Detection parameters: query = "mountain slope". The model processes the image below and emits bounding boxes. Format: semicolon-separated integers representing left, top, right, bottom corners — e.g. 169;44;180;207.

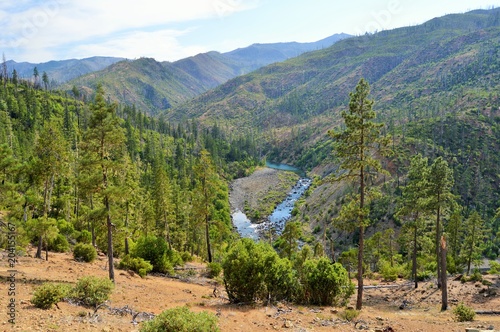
62;34;350;114
5;56;124;84
165;8;500;160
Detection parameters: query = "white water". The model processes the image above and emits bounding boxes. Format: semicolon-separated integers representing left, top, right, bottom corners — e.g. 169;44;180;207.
231;163;311;240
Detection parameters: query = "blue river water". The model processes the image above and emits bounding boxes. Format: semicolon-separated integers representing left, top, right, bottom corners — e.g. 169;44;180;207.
232;162;311;240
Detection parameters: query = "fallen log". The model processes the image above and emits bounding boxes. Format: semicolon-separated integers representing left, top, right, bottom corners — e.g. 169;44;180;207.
475;310;500;315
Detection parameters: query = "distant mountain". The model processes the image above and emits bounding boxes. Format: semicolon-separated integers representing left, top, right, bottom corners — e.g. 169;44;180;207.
5;56;124;84
166;8;500;165
62;33;351;114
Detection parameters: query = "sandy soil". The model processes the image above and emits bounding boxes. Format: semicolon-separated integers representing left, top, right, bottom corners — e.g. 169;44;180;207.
1;250;500;332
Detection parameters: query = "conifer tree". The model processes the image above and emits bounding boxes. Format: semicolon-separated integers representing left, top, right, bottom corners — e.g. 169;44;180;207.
193;150;218;263
463;211;484;275
80;84;126;282
328;78;389;310
426;157;454;288
33;120;69;259
396;154;429;288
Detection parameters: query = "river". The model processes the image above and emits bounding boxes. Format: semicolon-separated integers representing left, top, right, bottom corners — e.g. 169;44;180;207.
232;162;311;240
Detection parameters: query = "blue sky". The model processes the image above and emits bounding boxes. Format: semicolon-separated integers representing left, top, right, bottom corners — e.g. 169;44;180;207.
0;0;498;63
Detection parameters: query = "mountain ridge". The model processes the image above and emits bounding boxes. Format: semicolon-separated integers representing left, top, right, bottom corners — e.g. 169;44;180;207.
59;33;351;114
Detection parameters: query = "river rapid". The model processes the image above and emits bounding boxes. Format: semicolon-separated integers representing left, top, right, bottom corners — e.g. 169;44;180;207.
232;162;311;240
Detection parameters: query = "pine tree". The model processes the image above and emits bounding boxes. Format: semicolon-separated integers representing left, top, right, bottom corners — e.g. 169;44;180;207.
395;154;429;288
33;120;69;259
463;211;484;275
328;78;389;310
80;84;126;282
426;157;455;288
193;150;218;263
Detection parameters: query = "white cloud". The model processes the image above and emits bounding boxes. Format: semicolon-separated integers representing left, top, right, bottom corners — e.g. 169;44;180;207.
0;0;259;62
72;29;208;61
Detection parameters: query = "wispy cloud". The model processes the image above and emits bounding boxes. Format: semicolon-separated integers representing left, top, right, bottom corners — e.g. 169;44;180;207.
0;0;259;62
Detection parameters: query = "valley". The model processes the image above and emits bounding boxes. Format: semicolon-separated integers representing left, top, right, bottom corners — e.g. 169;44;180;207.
1;6;500;332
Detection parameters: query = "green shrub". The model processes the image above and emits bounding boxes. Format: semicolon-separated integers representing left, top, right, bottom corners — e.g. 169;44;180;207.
76;230;92;244
302;258;354;306
140;306;219;332
181;251;193;262
379;260;403;282
222;239;300;303
453;302;475;322
206;262;222;279
48;234;70;252
133;236;177;273
338;309;360;322
488;260;500;275
70;276;114;307
117;255;153;278
31;283;71;309
73;243;97;262
468;270;483;282
417;270;434;281
222;239;268;303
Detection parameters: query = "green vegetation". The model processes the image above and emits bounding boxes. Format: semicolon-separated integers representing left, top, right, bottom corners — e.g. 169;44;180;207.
70;276;114;307
222;239;353;306
140;306;219;332
31;283;71;309
453;302;476;322
328;78;389;310
73;243;97;263
0;75;261;282
117;255;153;278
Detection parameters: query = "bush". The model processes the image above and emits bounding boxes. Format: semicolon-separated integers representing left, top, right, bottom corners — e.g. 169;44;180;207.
468;270;483;282
133;236;177;273
48;234;70;253
70;276;114;307
488;260;500;275
73;243;97;262
76;230;92;244
207;262;222;279
181;251;193;262
117;255;153;278
222;239;268;303
453;302;475;322
301;258;354;306
140;306;219;332
338;309;360;322
379;260;403;282
31;283;71;309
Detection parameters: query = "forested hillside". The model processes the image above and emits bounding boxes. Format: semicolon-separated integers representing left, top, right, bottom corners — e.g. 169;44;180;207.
162;8;500;248
0;76;262;277
60;34;350;114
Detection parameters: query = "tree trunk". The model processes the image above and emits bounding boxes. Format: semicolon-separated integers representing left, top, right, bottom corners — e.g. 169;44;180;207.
106;197;115;282
466;222;476;275
436;201;441;289
45;237;48;261
124;202;129;255
413;221;418;289
440;236;448;311
205;214;212;263
356;165;365;311
36;235;43;259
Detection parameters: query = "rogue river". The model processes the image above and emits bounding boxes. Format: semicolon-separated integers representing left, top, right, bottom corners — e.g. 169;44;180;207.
231;161;311;240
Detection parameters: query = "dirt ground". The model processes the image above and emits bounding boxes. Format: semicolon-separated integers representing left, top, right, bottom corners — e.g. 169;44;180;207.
1;250;500;332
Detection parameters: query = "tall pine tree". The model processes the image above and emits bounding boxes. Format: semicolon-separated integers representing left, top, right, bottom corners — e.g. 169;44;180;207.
328;78;389;310
80;84;126;282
